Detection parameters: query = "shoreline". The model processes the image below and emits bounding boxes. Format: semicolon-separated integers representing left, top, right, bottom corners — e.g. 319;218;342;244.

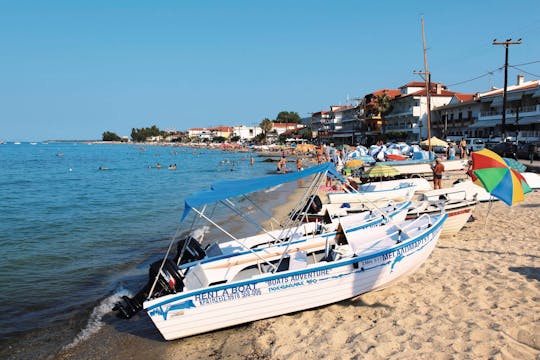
22;173;540;359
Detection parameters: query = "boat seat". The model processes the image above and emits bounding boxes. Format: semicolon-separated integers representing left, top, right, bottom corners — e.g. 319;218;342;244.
205;242;223;258
288;251;308;270
183;264;209;291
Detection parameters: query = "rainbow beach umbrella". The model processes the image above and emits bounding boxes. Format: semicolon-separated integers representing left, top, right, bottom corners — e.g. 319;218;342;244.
470;148;531;206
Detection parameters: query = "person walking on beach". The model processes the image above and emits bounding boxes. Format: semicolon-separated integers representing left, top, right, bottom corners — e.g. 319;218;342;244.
432;158;445;189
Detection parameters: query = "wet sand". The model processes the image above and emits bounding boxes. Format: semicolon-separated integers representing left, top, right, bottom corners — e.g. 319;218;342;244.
58;177;539;359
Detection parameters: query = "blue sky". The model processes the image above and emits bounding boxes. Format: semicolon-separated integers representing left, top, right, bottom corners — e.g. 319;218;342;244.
1;1;539;141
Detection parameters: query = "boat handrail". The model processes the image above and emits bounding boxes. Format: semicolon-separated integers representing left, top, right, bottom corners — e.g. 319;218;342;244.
401;213;432;231
424;189;467;202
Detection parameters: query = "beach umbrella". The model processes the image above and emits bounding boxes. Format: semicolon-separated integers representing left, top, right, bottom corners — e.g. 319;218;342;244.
502;157;527;173
470;148;531;206
420;136;448;148
364;164;400;179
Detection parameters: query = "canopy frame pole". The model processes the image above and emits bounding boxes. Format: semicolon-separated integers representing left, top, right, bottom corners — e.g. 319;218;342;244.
220;199;282;243
148;225;185;299
190;207;278;270
175;210;203;266
280;171;326;231
273;171;329;271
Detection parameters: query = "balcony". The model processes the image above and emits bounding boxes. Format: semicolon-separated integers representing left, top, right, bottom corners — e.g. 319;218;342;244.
479;104;540;120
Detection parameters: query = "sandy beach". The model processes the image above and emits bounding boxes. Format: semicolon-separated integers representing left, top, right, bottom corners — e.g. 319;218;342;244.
57;175;540;360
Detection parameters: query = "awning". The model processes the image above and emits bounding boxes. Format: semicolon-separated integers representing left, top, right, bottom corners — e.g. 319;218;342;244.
489;97;503;106
332;132;355;138
532;89;540;98
506;92;522;101
517;116;540;125
469;120;500;128
181;163;345;221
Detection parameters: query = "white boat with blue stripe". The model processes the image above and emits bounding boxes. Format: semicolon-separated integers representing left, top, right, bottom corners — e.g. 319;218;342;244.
113;163;447;341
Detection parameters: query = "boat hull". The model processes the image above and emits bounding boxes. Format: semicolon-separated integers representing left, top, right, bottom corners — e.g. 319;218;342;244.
406;203;475;236
144;215;445;340
327;185;416;204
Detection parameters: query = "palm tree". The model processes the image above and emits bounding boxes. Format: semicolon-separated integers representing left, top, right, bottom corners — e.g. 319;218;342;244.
375;92;392;134
259;118;273;144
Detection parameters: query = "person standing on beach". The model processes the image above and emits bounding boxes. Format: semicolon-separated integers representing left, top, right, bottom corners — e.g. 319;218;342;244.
460;138;467;159
448;143;456;160
528;143;536;164
432;158;445;189
316;146;323;164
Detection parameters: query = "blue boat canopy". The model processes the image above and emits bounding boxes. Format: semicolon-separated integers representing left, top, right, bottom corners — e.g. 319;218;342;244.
181;163;344;221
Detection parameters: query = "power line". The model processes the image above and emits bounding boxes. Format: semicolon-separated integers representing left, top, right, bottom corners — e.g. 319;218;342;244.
512;60;540;66
446;67;502;87
509;65;540;78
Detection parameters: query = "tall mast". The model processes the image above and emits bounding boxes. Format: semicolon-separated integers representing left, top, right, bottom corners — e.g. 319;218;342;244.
421;17;432;151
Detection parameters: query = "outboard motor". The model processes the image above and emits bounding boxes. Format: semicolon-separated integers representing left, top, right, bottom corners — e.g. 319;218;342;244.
113;236;206;319
173;236;206;265
113;258;184;319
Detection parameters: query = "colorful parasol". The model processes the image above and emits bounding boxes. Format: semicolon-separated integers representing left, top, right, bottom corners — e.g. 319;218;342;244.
364;164;400;178
470;148;531;205
502;157;527;173
345;159;364;168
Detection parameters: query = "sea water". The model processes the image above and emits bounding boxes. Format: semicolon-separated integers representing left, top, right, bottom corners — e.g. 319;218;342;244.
0;142;288;356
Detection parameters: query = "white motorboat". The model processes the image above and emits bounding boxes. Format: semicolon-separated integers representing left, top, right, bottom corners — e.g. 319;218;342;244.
425;179;494;202
113;163;447;341
327;183;417;204
357;178;432;192
522;172;540;189
406;198;477;237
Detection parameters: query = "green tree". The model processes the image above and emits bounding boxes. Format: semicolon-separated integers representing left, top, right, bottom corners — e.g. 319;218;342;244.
102;131;121;141
130;125;162;142
230;135;241;142
259;118;273;144
276;111;301;123
375;92;392;133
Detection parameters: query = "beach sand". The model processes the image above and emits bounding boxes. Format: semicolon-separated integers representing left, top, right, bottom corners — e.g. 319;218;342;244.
58;176;540;360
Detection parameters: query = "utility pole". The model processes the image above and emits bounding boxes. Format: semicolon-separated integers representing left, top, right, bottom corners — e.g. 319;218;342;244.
492;38;521;141
413;17;432;151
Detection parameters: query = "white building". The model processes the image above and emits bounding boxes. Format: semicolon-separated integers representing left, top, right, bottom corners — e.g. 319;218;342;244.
232;125;262;140
384;81;470;141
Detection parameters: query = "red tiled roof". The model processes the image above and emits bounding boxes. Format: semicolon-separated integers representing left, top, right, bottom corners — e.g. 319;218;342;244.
272;122;301;128
370;89;401;99
454;93;476;102
480;80;540;97
329;105;353;112
399;81;426;88
211;126;233;132
403;88;458;98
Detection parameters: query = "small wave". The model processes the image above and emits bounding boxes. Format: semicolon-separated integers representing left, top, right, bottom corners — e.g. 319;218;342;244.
264;184;283;193
63;288;132;350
